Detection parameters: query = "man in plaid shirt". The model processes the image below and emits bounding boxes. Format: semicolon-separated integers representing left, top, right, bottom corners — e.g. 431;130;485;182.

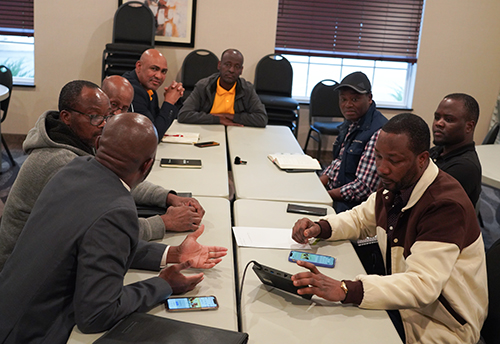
320;72;388;213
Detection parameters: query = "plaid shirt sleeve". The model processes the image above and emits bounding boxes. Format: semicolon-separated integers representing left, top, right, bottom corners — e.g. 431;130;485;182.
339;129;381;202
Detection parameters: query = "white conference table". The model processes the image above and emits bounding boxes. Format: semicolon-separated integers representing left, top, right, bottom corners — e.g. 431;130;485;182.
233;199;402;344
475;144;500;189
146;121;229;198
0;84;8;101
227;125;333;205
68;197;237;343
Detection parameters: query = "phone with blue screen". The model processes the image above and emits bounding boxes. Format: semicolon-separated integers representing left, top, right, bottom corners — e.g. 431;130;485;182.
165;295;219;311
288;251;336;268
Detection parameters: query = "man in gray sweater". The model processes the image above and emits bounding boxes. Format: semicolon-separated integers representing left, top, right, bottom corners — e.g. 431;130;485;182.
0;80;206;271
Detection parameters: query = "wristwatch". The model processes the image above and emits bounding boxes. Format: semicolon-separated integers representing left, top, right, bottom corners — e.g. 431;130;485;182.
340;280;348;301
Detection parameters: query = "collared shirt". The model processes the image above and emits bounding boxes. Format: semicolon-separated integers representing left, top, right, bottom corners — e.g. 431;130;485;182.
323;128;381;202
210;78;236;114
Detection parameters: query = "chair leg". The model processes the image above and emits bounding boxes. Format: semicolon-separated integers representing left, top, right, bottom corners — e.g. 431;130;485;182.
304;128;313;152
316;133;322;160
2;135;16;166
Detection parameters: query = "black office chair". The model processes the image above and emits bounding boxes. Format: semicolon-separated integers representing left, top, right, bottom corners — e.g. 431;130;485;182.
181;49;219;101
482;122;499;145
481;237;500;343
101;1;155;80
254;54;299;135
304;79;343;159
0;65;15;167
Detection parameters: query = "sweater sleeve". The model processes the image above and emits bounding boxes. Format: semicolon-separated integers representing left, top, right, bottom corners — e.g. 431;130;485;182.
232;80;268;128
178;82;221;124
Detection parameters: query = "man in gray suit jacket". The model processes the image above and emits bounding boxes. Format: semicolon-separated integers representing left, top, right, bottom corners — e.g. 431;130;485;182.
0;113;223;343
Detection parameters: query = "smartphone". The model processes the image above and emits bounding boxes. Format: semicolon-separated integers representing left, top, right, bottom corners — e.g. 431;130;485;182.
286;203;327;216
165;295;219;311
160;158;202;168
194;141;220;148
288;251;336;268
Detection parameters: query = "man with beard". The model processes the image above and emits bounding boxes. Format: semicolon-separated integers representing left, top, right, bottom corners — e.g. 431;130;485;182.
291;113;487;344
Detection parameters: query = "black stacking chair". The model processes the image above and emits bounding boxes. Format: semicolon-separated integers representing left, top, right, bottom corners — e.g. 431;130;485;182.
102;1;155;80
482;123;499;145
304;79;343;159
254;54;299;135
181;49;219;101
0;65;15;166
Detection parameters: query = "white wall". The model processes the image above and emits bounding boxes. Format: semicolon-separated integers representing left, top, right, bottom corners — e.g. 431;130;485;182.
5;0;500;149
5;0;278;134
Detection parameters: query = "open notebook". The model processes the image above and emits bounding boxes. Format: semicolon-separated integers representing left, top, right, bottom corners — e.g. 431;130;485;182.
268;153;322;172
93;312;248;344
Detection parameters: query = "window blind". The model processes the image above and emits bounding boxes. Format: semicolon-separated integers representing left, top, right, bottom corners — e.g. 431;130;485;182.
0;0;34;37
275;0;424;63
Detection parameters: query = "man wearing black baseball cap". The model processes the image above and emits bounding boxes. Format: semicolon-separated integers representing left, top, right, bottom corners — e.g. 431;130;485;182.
320;71;388;213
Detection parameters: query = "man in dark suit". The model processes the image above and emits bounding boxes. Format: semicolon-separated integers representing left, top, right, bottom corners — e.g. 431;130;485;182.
0;113;224;343
123;48;184;138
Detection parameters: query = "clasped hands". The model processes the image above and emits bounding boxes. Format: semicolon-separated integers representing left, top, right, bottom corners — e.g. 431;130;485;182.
164;81;184;105
161;193;205;232
212;113;243;127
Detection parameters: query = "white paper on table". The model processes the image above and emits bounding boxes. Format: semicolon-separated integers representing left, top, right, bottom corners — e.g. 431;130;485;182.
232;226;311;250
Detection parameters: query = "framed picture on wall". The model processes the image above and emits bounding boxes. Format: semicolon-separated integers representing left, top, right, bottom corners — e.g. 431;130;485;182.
118;0;196;47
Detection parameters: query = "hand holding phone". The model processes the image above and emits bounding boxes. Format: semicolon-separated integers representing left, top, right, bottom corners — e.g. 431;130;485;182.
165;295;219;311
289;251;336;268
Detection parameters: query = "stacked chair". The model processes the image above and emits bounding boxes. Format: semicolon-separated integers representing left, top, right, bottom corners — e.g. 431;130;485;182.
254;54;299;136
101;1;155;80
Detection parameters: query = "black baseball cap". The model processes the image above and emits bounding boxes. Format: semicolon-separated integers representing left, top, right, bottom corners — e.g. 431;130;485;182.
334;71;371;94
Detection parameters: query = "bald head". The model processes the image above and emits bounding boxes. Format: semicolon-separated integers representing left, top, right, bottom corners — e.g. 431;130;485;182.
135;48;168;91
95;113;158;188
101;75;134;115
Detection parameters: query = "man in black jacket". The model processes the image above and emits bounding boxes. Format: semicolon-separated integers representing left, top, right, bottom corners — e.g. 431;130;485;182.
429;93;481;207
123;49;184;138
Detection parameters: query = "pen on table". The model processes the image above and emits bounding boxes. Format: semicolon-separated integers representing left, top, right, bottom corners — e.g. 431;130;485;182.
166;134;183;137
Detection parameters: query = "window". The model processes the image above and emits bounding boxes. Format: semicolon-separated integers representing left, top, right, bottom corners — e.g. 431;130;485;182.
0;0;35;86
275;0;424;108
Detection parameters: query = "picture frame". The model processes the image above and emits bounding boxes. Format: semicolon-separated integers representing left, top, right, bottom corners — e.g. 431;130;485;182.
118;0;196;47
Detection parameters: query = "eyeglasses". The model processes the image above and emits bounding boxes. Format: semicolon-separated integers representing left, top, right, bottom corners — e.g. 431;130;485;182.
110;102;130;114
66;108;114;126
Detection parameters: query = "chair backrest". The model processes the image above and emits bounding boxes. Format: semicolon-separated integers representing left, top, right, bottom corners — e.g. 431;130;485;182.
482;122;499;145
0;65;13;123
181;49;219;91
481;237;500;343
309;79;342;121
254;54;293;97
113;1;155;46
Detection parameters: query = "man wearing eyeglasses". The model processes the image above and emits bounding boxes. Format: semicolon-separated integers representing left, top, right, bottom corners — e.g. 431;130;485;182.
100;75;206;239
101;75;135;115
0;80;215;272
